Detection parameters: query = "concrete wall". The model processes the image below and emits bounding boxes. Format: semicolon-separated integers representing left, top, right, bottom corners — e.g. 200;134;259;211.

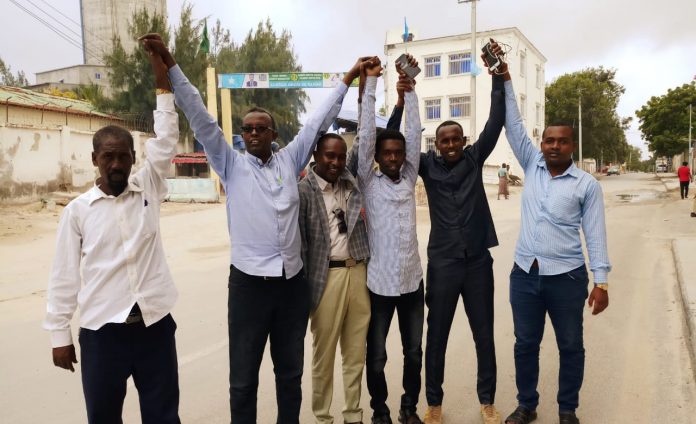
0;123;155;202
35;65;111;96
384;27;546;177
0;104;118;132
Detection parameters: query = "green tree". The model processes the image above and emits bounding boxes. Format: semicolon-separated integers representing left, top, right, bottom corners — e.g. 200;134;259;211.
0;57;28;87
545;67;632;163
213;19;308;145
104;8;170;113
635;83;696;157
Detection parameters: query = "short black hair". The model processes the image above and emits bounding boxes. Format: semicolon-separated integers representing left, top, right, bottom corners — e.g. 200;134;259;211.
435;120;466;141
683;161;689;166
543;121;576;141
316;133;346;152
245;106;276;130
376;129;406;155
93;125;134;152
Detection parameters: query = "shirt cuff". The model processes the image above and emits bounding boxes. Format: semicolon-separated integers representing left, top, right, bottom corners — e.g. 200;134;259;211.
157;93;175;111
50;329;73;348
592;269;608;284
365;76;378;92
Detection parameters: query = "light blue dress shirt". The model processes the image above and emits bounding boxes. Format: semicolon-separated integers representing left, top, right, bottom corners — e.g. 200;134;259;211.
503;80;611;284
169;65;348;278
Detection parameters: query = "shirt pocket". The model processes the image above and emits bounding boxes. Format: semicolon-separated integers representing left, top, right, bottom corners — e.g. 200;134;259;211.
546;193;580;226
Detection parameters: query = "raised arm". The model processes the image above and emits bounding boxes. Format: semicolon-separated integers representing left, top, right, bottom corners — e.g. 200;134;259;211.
357;59;382;183
469;43;508;164
401;74;421;183
140;33;235;180
284;57;369;174
138;39;179;200
43;207;82;371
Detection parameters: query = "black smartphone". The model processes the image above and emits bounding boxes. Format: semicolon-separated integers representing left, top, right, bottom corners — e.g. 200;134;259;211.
481;41;503;72
395;54;421;79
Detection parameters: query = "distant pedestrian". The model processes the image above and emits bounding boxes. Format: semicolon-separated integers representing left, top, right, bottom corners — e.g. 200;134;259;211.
677;161;692;199
498;163;510;200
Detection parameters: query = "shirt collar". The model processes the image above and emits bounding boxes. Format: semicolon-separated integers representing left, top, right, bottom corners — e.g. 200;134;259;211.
313;170;332;192
246;151;276;168
87;177;143;205
375;168;402;184
536;156;580;178
310;167;356;192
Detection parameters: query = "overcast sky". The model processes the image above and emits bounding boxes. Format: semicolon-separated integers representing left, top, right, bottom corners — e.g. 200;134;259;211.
2;0;695;158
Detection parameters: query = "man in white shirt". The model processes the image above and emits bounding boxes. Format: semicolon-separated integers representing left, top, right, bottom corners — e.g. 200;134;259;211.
43;40;181;424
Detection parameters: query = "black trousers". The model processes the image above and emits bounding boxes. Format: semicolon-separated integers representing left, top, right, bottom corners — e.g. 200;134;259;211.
425;252;497;406
680;181;690;199
228;265;311;424
79;313;180;424
366;281;424;417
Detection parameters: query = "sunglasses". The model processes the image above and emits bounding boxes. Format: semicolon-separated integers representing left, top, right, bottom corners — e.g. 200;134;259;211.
240;125;273;134
333;208;347;234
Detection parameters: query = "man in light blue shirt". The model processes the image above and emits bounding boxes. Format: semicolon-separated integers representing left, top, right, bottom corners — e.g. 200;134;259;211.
140;34;369;424
501;62;611;424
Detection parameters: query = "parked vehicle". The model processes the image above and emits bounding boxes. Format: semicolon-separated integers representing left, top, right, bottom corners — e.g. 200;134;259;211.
656;164;668;173
606;165;620;176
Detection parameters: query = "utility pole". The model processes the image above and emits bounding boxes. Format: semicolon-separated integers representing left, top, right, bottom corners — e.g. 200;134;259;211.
458;0;477;141
690;104;693;175
578;92;583;170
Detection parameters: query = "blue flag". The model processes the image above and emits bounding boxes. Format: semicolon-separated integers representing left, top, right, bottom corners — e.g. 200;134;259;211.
403;17;409;42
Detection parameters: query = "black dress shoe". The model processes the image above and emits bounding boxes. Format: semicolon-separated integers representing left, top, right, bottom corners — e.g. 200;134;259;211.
559;411;580;424
398;409;423;424
505;406;537;424
371;414;393;424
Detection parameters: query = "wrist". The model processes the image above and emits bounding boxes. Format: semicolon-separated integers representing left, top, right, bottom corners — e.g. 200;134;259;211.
594;283;608;291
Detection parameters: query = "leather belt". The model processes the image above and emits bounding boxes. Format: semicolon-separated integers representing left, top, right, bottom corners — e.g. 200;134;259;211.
329;258;363;268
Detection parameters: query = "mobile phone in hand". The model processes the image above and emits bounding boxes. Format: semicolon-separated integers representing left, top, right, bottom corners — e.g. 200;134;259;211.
481;42;503;72
395;54;421;79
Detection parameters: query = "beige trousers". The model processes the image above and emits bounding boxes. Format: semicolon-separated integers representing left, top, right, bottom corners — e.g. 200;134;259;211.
310;262;371;424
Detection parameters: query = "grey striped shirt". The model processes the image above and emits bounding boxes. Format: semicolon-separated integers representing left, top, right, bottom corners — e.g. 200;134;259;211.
357;77;423;296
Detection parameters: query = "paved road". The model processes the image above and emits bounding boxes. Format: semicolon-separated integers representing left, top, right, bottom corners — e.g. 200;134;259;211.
1;172;695;423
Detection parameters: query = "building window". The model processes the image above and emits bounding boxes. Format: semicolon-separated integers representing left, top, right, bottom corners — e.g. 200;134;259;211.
449;96;471;118
425;56;441;78
425;136;437;153
535;65;543;88
95;72;101;80
520;94;527;119
535;103;542;126
449;53;471;75
520;51;526;77
425;98;441;120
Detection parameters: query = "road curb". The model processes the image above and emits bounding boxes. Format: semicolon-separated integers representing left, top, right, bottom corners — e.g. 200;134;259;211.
671;239;696;383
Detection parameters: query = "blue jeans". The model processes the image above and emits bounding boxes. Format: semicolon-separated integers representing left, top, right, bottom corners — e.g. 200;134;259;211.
366;281;424;417
509;263;589;413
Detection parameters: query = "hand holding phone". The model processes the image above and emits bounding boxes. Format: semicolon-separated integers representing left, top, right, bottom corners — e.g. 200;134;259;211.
395;53;421;79
481;39;504;73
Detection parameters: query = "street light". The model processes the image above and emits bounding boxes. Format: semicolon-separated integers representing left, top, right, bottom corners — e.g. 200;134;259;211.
458;0;478;140
689;104;693;176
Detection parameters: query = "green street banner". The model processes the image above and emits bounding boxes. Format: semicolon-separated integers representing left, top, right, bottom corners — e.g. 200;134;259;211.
218;72;358;89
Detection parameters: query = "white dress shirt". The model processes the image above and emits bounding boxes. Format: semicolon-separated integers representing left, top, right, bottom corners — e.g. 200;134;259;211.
313;170;350;260
43;94;179;347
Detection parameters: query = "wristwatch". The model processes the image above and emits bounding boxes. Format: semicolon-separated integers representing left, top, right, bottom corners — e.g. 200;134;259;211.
595;283;608;291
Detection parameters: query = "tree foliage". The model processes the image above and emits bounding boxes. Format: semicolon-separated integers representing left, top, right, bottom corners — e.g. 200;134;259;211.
0;57;28;87
635;83;696;157
545;67;632;164
212;19;307;145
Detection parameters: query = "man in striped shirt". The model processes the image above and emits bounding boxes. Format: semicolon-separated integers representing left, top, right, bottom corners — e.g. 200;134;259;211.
358;57;425;424
502;62;611;424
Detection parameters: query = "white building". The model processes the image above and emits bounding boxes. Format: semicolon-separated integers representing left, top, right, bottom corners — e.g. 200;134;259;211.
384;27;546;180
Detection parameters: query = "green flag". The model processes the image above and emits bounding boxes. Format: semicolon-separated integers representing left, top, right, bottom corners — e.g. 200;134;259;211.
199;20;210;55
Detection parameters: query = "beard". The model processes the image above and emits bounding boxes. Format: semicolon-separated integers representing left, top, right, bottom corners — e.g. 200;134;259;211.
107;171;129;194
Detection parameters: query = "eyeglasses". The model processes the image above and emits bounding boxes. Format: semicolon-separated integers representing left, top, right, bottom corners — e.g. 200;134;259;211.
240;125;273;134
333;208;347;234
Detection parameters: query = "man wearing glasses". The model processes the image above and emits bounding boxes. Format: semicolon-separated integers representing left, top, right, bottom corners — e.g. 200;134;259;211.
138;34;370;424
298;131;371;424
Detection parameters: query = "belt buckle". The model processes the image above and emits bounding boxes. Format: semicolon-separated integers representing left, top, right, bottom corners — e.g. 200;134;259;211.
345;258;357;267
